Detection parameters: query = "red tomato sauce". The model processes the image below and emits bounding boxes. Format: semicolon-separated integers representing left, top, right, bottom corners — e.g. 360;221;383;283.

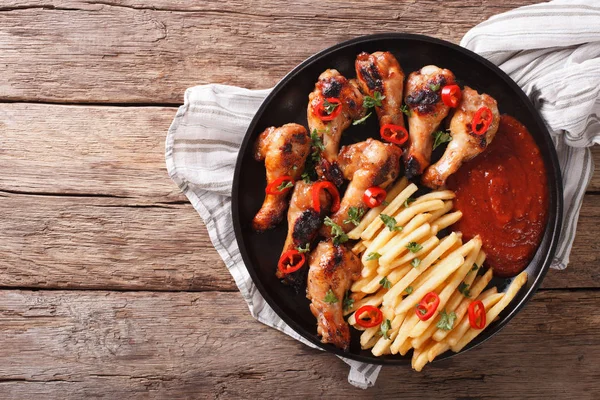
447;115;548;277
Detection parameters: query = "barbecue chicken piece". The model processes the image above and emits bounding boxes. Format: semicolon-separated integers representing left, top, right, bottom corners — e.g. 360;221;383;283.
307;69;366;186
403;65;456;178
355;51;406;128
323;139;402;235
307;240;361;350
276;180;332;289
422;86;500;189
252;123;310;231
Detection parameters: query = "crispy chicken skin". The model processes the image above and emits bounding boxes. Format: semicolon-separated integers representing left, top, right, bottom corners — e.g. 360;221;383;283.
403;65;456;179
323;139;402;235
277;180;332;289
307;69;366;186
355;51;406;128
252;123;310;231
307;240;361;350
422;86;500;189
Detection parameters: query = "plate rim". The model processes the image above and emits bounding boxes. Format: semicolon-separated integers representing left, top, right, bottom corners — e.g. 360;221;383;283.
231;32;563;365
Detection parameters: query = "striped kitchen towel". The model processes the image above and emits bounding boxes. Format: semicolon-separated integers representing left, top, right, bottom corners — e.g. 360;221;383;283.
166;0;598;388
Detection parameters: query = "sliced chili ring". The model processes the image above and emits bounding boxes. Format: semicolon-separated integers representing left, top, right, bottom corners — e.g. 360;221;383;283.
468;300;486;329
265;175;294;195
312;180;340;213
363;187;387;208
355;305;383;328
441;85;462;108
380;124;409;146
415;291;440;321
314;97;342;121
471;106;493;136
278;249;306;275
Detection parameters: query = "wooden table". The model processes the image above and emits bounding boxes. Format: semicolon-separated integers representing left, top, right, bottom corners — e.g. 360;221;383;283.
1;1;598;398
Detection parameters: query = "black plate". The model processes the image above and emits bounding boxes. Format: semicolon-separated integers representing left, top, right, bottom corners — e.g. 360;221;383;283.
231;33;563;365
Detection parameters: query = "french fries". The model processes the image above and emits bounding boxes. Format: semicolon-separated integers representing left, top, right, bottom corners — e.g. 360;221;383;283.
345;181;529;371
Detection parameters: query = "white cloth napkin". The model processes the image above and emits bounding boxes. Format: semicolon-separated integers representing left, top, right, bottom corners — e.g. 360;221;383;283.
166;0;599;388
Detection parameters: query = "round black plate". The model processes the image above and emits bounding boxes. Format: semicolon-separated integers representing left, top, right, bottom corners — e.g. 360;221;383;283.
231;33;563;365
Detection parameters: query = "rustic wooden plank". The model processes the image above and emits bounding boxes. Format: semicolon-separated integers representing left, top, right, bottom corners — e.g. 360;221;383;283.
0;0;545;104
0;190;598;291
0;289;597;399
0;104;181;202
2;104;598;199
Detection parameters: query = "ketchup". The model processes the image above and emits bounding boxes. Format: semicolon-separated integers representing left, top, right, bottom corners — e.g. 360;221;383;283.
447;115;548;277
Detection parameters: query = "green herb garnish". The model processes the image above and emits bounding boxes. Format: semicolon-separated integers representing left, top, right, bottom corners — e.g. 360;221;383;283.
436;309;457;331
324;217;348;245
411;258;421;268
458;282;471;298
380;214;402;232
429;83;441;92
363;91;385;108
403;197;416;208
432;130;452;150
344;206;365;226
405;286;414;295
277;180;294;191
324;289;338;304
323;99;339;114
343;291;354;312
400;104;411;117
379;276;392;289
366;252;382;261
352;112;372;125
406;242;423;253
380;319;392;340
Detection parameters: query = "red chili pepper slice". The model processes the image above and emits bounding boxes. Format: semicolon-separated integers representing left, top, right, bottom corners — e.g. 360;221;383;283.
441;85;462;108
277;249;306;275
312;181;340;213
265;175;294;195
468;300;486;329
363;187;387;208
471;106;493;136
415;292;440;321
355;305;383;328
380;124;409;146
314;97;342;121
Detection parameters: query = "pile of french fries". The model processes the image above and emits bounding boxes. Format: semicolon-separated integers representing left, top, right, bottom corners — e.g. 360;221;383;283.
346;177;528;371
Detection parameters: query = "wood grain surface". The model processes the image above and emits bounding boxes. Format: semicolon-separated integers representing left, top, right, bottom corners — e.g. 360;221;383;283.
0;0;598;398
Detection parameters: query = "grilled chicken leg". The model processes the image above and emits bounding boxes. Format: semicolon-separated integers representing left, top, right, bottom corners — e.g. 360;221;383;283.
307;69;366;186
403;65;456;178
355;51;406;128
422;86;500;189
252;123;310;231
277;180;332;289
323;139;402;235
307;240;361;350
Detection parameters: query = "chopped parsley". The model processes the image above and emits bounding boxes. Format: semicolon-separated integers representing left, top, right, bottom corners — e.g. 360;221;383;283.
477;266;487;276
406;242;423;253
405;286;414;295
352;112;372;125
400;104;411;117
403;197;416;208
436;309;457;331
324;289;338;304
363;91;385;108
381;200;389;206
343;291;354;312
296;243;310;254
324;217;348;245
411;258;421;268
458;282;471;298
277;180;294;191
432;130;452;150
366;252;382;261
429;82;441;92
344;206;365;226
380;214;402;232
379;276;392;289
380;319;392;340
301;171;312;183
323;99;339;114
311;129;325;153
